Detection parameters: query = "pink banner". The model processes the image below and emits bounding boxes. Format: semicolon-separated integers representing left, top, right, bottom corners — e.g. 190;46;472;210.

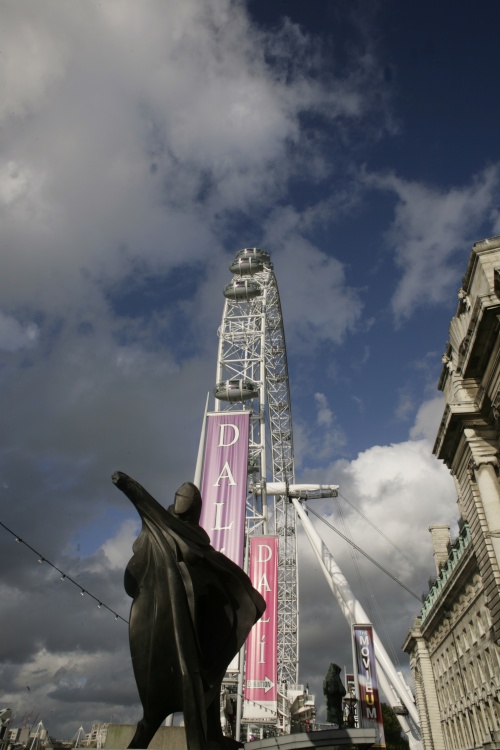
199;412;249;567
244;537;278;720
353;625;386;748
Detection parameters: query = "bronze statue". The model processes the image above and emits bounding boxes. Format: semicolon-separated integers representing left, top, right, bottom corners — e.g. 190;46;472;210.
323;663;346;727
112;472;266;750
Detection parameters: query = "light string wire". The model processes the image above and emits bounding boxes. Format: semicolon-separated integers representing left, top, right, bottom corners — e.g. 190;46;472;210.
0;520;129;624
228;687;279;718
337;491;417;568
305;506;422;602
2;519;287;719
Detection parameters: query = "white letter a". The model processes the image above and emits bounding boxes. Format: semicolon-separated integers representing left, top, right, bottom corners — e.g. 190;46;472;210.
213;461;237;486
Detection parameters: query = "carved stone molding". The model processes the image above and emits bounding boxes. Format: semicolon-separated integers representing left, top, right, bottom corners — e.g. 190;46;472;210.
462;420;487;430
470;455;499;472
492;391;500;422
458;287;472;311
467;456;499;485
464;427;499;472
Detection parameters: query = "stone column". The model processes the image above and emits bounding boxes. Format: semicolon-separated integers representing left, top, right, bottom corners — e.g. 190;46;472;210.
464;427;500;640
404;620;446;750
464;428;500;569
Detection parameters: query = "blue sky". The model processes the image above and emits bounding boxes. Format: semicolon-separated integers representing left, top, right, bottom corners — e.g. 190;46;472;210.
1;0;499;737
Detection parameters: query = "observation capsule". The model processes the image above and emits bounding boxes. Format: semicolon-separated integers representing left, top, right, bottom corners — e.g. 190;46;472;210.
247;457;260;474
223;278;261;301
214;378;259;402
267;373;287;383
229;247;271;276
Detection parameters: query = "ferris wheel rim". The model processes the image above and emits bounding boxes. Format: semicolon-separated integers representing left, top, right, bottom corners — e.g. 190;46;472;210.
214;249;300;693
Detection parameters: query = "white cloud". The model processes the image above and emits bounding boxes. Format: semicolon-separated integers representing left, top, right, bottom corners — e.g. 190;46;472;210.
0;311;39;351
1;0;380;316
297;436;457;714
99;519;141;571
295;393;348;468
314;392;333;427
308;438;457;579
366;166;500;322
0;162;34;205
0;4;68;123
395;388;415;422
410;395;445;442
268;229;363;348
351;395;365;412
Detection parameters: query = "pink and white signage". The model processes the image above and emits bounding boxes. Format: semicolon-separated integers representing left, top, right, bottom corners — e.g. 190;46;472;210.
353;624;386;748
244;537;278;720
199;411;250;567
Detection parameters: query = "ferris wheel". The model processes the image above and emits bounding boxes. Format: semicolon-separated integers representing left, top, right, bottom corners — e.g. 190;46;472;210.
205;247;421;745
213;247;298;688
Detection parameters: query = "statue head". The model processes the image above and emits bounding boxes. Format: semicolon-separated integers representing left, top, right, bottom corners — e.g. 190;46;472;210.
174;482;202;524
325;662;340;679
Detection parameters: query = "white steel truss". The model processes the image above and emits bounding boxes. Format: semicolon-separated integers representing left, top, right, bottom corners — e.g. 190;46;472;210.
211;249;422;745
214;248;298;688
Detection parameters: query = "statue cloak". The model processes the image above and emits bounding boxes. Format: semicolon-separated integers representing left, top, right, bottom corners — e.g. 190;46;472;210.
112;471;265;750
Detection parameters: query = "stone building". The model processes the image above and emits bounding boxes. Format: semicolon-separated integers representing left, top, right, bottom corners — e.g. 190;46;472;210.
403;235;500;750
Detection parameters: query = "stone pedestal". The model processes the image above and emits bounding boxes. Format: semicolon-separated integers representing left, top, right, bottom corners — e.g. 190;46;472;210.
104;724;187;750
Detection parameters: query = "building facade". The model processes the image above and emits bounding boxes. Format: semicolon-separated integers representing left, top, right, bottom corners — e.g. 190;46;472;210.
404;236;500;750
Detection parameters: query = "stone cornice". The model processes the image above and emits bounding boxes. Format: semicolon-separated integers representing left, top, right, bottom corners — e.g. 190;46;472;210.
434;410;486;466
433;395;495;466
402;618;422;654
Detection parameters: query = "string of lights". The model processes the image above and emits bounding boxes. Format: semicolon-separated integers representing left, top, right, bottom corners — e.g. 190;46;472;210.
228;687;278;718
0;520;129;624
1;520;290;719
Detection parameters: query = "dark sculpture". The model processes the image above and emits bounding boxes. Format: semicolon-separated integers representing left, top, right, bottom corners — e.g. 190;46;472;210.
323;663;346;727
112;472;266;750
